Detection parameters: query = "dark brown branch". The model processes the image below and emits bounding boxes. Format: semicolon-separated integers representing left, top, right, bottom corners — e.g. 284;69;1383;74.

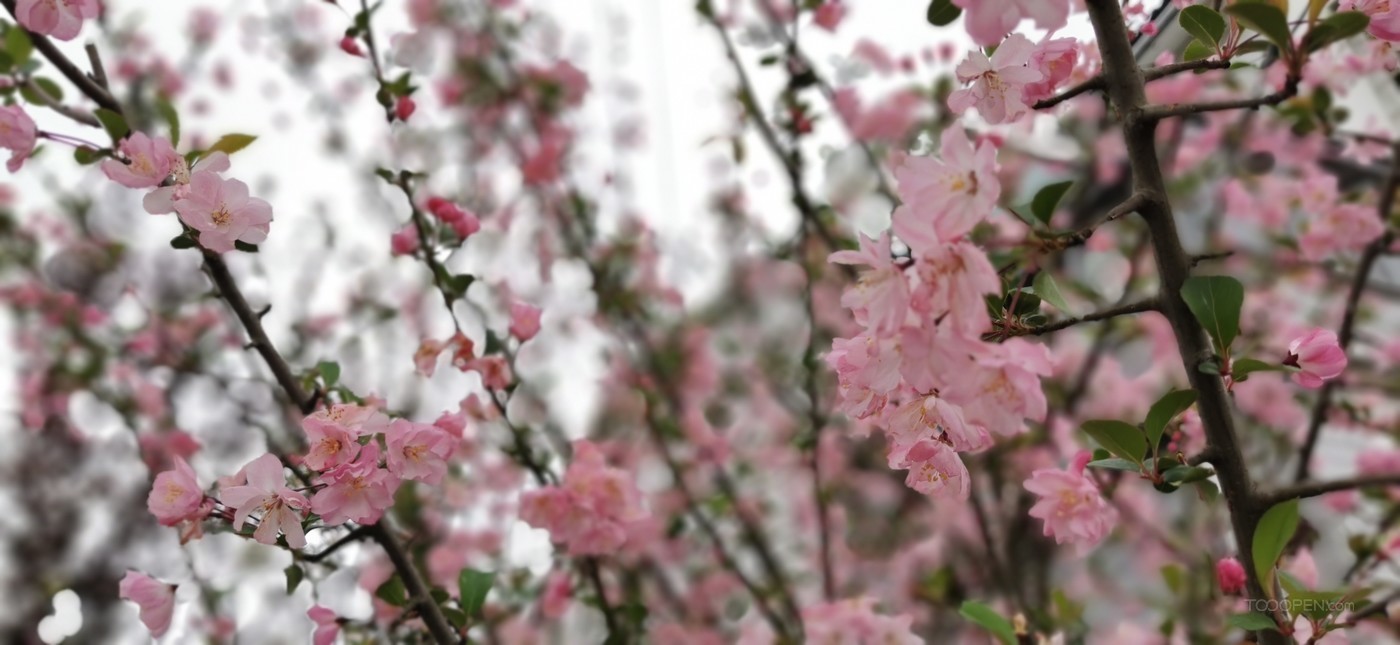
1140;76;1299;121
1049;192;1148;250
1033;59;1231;110
368;524;459;643
1260;474;1400;508
996;298;1159;339
299;526;373;563
1082;2;1283;642
1296;143;1400;482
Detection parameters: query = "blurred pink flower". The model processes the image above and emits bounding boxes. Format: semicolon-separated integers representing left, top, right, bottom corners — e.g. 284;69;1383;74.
118;571;176;638
1024;451;1118;552
1286;328;1347;389
0;105;37;173
953;0;1069;46
147;456;205;526
16;0;100;41
308;605;340;645
102;132;181;189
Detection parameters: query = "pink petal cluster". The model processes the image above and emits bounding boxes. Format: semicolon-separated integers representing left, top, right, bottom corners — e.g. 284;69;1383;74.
812;1;848;32
312;442;401;525
384;418;455;485
15;0;100;41
101;132;181;189
1286;328;1348;389
948;34;1044;124
509;301;543;341
801;598;921;644
1343;0;1400;41
118;571;176;638
426;196;481;240
1023;37;1081;104
519;440;649;555
1216;556;1247;595
219;453;310;548
173;172;274;253
147;456;207;526
891;127;1001;249
308;605;341;645
952;0;1071;46
0;105;37;173
1024;451;1118;552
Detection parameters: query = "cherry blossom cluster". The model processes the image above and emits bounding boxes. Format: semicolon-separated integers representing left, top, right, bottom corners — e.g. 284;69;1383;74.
518;440;651;556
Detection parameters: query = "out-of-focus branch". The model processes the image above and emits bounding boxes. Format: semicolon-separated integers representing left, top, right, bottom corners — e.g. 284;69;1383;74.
1033;59;1231;110
1260;474;1400;508
1140;76;1300;120
1296;143;1400;482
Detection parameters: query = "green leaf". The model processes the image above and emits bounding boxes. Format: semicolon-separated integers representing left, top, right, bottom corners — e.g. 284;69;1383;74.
316;360;341;386
1087;458;1142;472
1162;465;1214;484
926;0;961;27
284;564;304;594
1180;5;1227;49
170;234;197;249
1145;390;1197;450
1081;420;1148;465
1030;180;1073;225
73;146;106;165
1194;479;1221;502
233;240;259;253
1253;498;1300;598
1227;611;1280;632
94;108;130;142
458;568;494;619
1161;564;1186;595
1182;40;1216;62
1180;276;1244;354
1226;3;1294;52
376;575;408;607
156;98;181;148
1032;272;1075;316
442;607;468;629
1231;357;1286;382
208;133;257;156
19;77;64;105
6;28;32;66
958;601;1016;645
1303;12;1370;53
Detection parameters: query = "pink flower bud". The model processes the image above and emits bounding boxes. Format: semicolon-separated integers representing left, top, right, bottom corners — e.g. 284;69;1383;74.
510;301;542;341
1216;556;1246;595
1285;328;1347;389
390;223;420;256
395;95;416;121
339;35;363;57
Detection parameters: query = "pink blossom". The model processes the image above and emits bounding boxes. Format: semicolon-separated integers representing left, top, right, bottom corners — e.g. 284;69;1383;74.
886;394;990;459
519;440;649;555
828;232;908;333
802;598;921;644
101;132;181;189
15;0;100;42
391;223;420;256
953;0;1070;47
947;34;1043;124
509;301;543;341
395;96;417;121
0;105;37;173
302;415;362;471
312;442;400;525
143;152;231;215
1024;451;1118;552
118;571;176;638
307;403;391;436
891;127;1001;249
414;338;444;376
219;453;310;548
340;35;364;57
893;438;971;499
385;419;454;485
1023;37;1081;103
540;571;572;619
909;242;1000;336
308;605;341;645
172;172;274;253
948;339;1053;436
1299;202;1385;261
1342;0;1400;41
826;333;902;419
812;1;847;32
1286;328;1347;389
147;456;205;526
465;355;513;390
1216;556;1246;594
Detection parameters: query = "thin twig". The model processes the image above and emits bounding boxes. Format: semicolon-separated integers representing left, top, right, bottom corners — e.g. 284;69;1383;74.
993;298;1159;339
1260;474;1400;507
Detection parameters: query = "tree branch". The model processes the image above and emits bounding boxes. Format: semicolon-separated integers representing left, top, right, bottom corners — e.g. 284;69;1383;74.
1140;76;1300;121
1261;474;1400;508
993;298;1159;339
0;0;122;114
1081;2;1283;642
1033;59;1231;110
1296;143;1400;482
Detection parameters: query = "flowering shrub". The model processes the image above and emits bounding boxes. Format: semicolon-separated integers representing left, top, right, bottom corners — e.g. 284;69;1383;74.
3;0;1400;643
